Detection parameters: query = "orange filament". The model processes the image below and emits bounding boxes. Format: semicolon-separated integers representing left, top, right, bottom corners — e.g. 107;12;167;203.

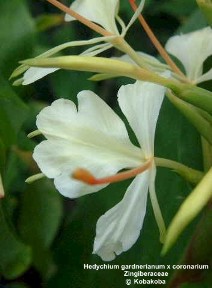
72;159;153;185
129;0;187;79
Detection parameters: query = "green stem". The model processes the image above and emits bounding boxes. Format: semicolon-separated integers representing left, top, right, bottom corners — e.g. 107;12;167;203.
166;91;212;145
154;157;203;184
112;37;150;69
173;84;212;115
21;56;176;88
201;137;212;172
149;167;166;243
195;106;212;125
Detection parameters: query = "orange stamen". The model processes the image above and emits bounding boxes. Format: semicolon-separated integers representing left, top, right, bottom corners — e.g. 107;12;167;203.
46;0;112;37
129;0;187;79
72;159;153;185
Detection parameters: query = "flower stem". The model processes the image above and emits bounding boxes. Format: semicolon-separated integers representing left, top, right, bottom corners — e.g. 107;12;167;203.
21;55;176;87
129;0;187;79
112;37;150;68
201;137;212;172
166;91;212;145
154;157;203;184
149;167;166;243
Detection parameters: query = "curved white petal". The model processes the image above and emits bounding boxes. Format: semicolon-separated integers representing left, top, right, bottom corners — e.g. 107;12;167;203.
54;163;117;198
36;92;142;151
165;27;212;81
23;67;59;85
65;0;119;34
93;170;150;261
33;94;143;198
118;81;165;157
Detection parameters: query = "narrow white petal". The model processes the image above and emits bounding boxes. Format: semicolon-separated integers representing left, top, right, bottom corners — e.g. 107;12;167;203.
149;165;166;243
118;81;165;157
195;68;212;84
38;36;116;58
93;171;150;261
23;67;59;85
124;0;145;35
165;27;212;81
65;0;119;34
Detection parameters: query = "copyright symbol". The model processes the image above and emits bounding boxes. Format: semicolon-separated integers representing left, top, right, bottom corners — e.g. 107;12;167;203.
126;279;131;285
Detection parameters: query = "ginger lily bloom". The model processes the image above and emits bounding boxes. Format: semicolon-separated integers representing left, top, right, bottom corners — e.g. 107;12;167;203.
32;80;166;261
165;27;212;84
11;0;145;85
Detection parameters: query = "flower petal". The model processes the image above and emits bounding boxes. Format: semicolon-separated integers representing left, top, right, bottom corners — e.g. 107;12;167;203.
54;163;121;198
65;0;119;34
165;27;212;82
23;67;59;85
195;68;212;84
93;171;150;261
118;81;165;157
36;92;142;151
33;93;143;197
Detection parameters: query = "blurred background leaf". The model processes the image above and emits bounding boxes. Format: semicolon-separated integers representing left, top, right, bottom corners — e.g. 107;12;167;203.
0;204;32;280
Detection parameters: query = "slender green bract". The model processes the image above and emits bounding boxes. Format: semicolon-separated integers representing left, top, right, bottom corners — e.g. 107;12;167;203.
21;56;212;115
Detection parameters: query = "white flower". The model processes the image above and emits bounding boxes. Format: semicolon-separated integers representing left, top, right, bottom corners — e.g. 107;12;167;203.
165;27;212;84
33;80;166;260
12;0;145;85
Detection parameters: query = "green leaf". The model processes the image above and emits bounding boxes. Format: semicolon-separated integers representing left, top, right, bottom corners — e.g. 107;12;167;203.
0;138;6;173
0;204;32;279
18;179;63;277
0;0;35;77
154;0;197;18
169;206;212;287
177;9;207;33
50;70;96;100
36;14;64;32
0;75;29;147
